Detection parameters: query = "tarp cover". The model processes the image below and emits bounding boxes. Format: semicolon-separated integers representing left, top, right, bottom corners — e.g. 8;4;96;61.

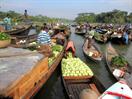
0;47;43;95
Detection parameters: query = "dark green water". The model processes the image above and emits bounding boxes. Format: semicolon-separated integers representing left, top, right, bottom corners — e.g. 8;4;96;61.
34;27;132;99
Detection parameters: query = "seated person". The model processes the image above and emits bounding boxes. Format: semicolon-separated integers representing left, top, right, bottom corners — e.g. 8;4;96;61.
37;26;52;57
65;40;76;57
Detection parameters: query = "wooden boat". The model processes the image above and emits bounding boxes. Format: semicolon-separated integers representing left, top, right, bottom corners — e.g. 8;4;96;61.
110;33;125;44
62;76;105;99
53;27;71;39
0;39;67;99
4;25;31;36
61;55;105;99
75;27;86;35
75;32;86;35
94;31;109;43
83;38;103;62
105;43;132;82
10;33;38;48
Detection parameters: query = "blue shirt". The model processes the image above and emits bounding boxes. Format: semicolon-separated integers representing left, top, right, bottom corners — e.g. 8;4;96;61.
123;32;128;44
37;30;51;44
3;17;11;25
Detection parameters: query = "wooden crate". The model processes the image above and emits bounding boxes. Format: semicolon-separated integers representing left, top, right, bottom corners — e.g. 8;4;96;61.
5;57;48;99
64;75;92;80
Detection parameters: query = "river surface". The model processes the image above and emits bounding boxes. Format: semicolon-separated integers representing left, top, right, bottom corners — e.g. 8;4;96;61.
34;27;132;99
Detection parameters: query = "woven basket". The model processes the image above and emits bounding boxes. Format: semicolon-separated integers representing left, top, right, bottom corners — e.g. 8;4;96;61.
0;39;11;48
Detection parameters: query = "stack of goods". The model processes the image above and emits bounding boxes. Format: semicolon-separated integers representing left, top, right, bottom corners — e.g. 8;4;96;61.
111;56;128;71
61;53;93;79
48;44;63;66
88;50;100;58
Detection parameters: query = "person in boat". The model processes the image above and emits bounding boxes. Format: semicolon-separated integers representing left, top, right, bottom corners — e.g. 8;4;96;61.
101;34;107;42
3;14;12;30
65;40;76;57
87;27;94;48
80;89;98;99
43;23;48;28
24;9;28;19
37;26;52;57
48;27;53;35
123;30;129;44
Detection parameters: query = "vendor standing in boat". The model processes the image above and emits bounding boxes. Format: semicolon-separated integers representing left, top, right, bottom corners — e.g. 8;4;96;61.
24;9;28;19
3;14;12;30
37;26;52;57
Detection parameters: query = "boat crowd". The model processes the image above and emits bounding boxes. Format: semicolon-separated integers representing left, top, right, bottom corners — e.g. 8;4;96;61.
0;16;132;99
75;23;132;44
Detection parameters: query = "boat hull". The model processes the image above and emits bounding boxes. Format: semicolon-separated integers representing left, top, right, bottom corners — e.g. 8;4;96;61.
83;39;102;62
62;76;105;99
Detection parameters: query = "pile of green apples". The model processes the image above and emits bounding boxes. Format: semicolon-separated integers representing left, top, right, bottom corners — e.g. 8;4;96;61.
61;57;93;77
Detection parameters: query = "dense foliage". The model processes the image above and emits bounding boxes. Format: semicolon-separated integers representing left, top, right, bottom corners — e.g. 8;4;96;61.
0;32;11;40
0;11;72;24
75;9;132;24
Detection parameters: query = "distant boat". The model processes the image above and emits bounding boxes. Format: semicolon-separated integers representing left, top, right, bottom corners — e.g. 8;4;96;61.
4;25;31;36
75;28;86;35
94;29;110;43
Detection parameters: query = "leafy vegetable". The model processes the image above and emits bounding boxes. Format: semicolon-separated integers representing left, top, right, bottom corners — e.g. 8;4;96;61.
67;52;73;58
0;32;11;40
51;44;63;52
111;56;128;68
48;44;63;66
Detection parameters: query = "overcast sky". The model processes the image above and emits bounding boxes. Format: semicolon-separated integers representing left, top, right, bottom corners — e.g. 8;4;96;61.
0;0;132;19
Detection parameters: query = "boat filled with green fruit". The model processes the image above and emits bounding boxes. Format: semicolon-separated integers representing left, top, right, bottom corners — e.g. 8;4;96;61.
61;52;105;99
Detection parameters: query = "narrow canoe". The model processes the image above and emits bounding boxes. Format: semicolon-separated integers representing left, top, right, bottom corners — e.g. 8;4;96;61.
62;76;105;99
23;39;67;99
75;32;86;35
4;25;31;36
105;43;132;86
75;28;86;35
94;31;109;43
61;56;105;99
110;33;125;44
10;33;38;48
83;38;103;62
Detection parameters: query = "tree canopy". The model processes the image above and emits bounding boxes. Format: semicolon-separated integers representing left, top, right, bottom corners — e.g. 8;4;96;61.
0;11;72;24
75;9;132;24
